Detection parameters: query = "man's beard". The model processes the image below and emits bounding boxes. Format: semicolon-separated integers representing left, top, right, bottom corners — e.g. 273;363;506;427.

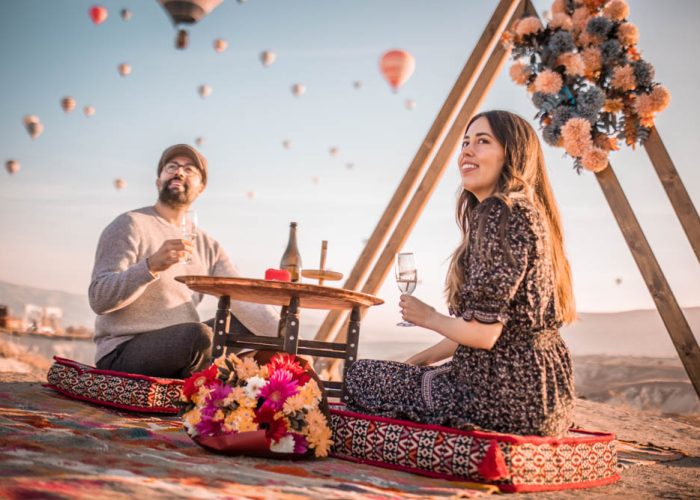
159;178;191;207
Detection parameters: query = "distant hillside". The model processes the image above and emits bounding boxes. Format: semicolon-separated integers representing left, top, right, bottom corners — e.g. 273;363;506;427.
561;307;700;358
0;281;94;329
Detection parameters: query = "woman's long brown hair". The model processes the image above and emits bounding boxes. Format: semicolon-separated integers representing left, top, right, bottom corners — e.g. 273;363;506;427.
445;110;576;324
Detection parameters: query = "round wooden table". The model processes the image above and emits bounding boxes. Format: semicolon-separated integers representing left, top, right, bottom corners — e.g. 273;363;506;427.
176;276;384;401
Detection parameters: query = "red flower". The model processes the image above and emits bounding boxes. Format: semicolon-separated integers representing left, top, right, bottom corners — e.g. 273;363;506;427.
267;353;310;385
182;364;218;400
254;405;288;442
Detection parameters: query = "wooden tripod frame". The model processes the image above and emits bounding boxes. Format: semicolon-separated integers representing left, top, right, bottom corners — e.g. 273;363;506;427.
313;0;700;399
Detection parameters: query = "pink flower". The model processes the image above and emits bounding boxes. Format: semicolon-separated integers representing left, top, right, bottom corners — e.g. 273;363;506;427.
534;69;563;95
259;369;299;411
611;65;636;91
603;0;629;21
515;16;543;37
561;118;593;157
292;434;308;454
195;406;225;437
617;22;639;46
268;353;310;385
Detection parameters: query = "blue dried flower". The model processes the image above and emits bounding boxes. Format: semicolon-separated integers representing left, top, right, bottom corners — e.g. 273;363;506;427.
576;87;605;122
542;125;561;146
532;92;549;109
548;31;575;57
601;39;623;64
632;60;655;87
587;16;613;38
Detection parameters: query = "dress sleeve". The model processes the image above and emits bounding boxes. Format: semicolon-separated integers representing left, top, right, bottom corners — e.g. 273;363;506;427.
459;201;534;325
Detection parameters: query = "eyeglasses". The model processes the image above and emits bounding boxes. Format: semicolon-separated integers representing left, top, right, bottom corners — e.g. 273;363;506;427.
163;162;201;178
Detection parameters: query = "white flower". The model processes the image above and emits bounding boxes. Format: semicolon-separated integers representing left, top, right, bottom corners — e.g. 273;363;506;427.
270;434;295;453
244;375;267;399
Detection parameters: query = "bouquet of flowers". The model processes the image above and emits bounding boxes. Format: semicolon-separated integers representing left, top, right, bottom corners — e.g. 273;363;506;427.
180;350;333;458
503;0;670;173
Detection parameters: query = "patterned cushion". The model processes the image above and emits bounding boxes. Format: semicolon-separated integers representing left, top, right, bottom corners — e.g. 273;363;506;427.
45;357;183;414
329;405;620;493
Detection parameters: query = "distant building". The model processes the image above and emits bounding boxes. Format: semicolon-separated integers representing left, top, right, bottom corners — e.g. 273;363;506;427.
23;304;64;334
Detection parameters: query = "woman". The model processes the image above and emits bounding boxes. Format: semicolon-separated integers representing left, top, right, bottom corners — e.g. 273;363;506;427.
345;110;576;437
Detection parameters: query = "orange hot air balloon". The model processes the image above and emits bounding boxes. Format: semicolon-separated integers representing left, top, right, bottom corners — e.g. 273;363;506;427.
404;99;416;111
22;116;43;139
114;178;127;190
379;49;415;92
329;147;339;158
159;0;223;49
311;176;320;185
6;160;20;175
282;139;292;150
246;191;256;200
260;50;277;67
213;38;228;53
195;137;205;147
84;105;96;117
118;63;132;76
291;83;305;97
89;5;108;25
198;84;212;98
61;97;76;113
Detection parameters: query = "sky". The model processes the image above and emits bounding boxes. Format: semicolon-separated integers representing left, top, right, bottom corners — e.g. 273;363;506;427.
1;0;699;343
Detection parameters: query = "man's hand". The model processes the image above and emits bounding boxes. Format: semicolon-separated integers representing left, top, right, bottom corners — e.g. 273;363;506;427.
147;239;193;273
399;294;437;329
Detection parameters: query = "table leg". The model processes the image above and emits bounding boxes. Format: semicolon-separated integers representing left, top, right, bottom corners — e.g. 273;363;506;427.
282;297;300;355
341;306;361;402
213;295;231;358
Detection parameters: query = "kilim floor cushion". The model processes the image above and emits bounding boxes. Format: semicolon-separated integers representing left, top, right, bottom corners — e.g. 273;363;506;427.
329;404;620;493
45;357;183;413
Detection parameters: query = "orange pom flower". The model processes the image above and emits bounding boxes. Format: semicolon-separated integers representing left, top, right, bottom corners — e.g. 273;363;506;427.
515;16;543;37
650;85;671;113
534;69;563;94
572;7;591;33
594;133;620;151
617;22;639;46
602;98;624;113
611;65;636;91
578;30;600;47
557;52;585;76
549;13;574;31
551;0;568;15
561;118;593;157
581;147;609;172
582;0;606;11
581;47;602;77
603;0;629;20
509;62;531;85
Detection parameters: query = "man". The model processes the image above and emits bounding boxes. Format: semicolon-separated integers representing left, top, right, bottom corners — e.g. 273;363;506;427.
89;144;278;378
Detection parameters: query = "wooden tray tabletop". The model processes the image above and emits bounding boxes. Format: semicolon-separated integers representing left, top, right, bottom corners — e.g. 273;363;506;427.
176;276;384;310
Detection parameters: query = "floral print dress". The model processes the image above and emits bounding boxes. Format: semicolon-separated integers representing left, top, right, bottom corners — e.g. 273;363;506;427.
344;196;575;437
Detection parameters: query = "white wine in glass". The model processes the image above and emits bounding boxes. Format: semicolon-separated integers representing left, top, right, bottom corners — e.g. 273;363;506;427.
395;252;417;327
180;210;198;264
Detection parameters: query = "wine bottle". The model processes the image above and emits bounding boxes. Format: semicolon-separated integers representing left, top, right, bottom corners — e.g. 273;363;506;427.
280;222;302;282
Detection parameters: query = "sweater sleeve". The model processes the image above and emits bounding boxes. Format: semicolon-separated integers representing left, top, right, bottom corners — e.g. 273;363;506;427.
88;214;158;315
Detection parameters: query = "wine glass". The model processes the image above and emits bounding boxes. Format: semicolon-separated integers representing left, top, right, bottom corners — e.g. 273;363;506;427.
180;210;198;264
395;252;417;327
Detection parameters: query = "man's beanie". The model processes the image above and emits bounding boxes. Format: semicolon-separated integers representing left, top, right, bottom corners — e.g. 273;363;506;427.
157;144;208;185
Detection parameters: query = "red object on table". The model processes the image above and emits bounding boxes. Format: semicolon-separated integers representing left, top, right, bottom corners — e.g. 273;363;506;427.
264;268;291;282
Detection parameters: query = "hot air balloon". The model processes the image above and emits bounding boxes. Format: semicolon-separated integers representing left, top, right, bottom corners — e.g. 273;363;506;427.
22;116;43;139
158;0;223;49
260;50;277;67
246;191;256;200
213;38;228;53
89;5;108;25
353;80;363;90
121;8;132;21
195;137;205;147
615;277;623;285
5;160;20;175
114;178;127;190
380;49;415;92
329;147;339;158
84;105;96;117
282;139;292;150
404;99;416;111
237;0;247;3
311;176;320;185
60;97;76;113
198;84;212;98
346;162;355;170
291;83;306;97
118;63;132;76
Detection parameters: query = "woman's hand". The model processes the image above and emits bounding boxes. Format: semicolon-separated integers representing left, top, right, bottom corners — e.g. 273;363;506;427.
399;294;437;329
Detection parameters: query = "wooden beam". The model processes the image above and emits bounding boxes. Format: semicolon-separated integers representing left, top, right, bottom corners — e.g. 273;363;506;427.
644;127;700;263
596;165;700;398
313;0;524;343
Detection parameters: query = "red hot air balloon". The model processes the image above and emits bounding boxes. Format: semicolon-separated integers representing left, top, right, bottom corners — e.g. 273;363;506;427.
89;5;108;25
379;49;415;92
